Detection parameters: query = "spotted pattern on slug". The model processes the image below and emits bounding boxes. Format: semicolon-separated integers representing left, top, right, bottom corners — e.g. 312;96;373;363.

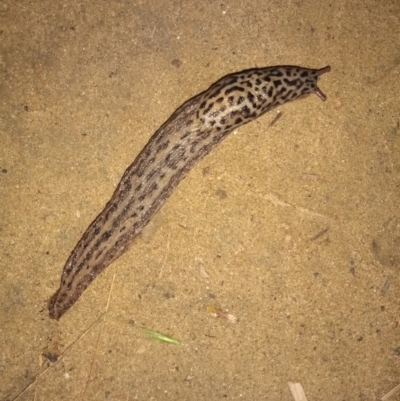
48;65;330;319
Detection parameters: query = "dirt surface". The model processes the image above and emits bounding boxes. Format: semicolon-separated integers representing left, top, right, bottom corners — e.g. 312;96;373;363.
1;0;399;400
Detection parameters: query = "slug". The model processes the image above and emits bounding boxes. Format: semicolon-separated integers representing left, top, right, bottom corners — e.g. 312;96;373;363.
49;65;330;319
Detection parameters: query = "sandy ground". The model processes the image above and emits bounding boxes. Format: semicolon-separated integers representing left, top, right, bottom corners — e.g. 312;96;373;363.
1;0;399;400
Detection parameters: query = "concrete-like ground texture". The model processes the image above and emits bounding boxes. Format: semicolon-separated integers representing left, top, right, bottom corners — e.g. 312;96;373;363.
1;1;399;400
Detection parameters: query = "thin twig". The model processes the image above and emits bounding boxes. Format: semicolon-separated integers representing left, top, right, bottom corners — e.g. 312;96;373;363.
381;383;400;400
12;314;105;401
288;382;308;401
80;273;116;400
269;111;283;126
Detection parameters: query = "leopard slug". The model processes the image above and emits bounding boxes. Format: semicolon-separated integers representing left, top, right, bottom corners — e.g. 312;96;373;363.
49;65;330;319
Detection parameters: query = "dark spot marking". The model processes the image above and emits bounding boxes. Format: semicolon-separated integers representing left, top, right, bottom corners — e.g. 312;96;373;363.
225;85;245;95
190;140;199;153
146;168;158;182
203;102;214;115
247;92;255;105
225;76;239;85
148;182;159;194
283;90;293;100
209;88;222;99
284;78;301;88
101;231;112;242
273;80;282;88
242;105;250;115
155;141;170;154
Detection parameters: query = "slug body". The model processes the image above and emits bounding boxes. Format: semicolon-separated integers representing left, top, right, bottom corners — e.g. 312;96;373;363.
49;65;330;319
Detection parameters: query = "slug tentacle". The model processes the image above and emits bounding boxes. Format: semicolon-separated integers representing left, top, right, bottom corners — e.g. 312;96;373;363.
49;65;330;320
